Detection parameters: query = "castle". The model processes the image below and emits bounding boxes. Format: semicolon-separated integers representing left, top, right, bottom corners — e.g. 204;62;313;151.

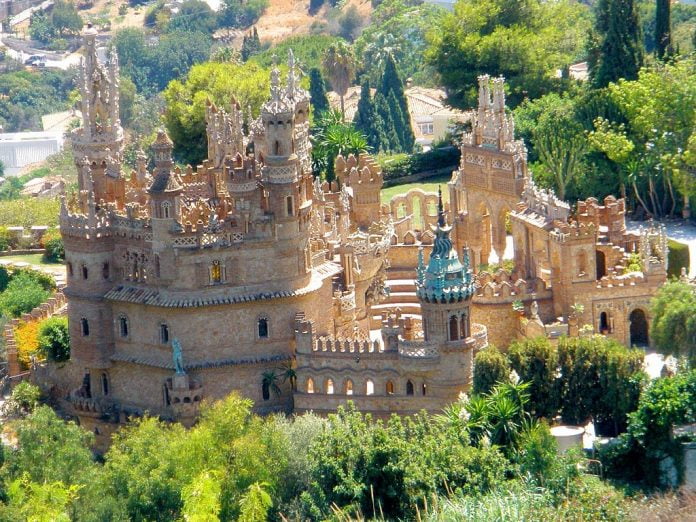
56;29;665;437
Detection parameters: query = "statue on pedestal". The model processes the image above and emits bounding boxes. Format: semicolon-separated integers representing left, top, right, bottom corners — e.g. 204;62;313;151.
172;339;185;375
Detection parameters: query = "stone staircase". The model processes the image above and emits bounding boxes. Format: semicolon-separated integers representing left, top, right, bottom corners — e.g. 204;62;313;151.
370;268;422;327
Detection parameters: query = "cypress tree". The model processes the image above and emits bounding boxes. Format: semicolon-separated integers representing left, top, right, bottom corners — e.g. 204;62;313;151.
379;54;415;153
590;0;644;88
387;90;409;153
375;93;400;153
309;68;330;116
241;27;261;61
655;0;673;60
353;79;381;152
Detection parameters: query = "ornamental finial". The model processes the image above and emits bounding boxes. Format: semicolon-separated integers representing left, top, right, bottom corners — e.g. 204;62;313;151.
437;185;446;227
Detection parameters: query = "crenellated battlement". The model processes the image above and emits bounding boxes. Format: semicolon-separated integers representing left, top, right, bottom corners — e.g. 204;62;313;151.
549;221;597;243
474;270;549;300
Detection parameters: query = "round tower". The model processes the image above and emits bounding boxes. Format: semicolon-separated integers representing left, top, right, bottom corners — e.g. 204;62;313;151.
416;189;477;343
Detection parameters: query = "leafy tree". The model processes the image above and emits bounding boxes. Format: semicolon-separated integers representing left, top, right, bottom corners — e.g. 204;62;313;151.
321;41;356;120
355;0;445;87
167;0;217;34
218;0;269;29
589;0;644;88
113;28;213;95
427;0;590;108
164;61;271;165
250;35;342;73
38;316;70;362
337;6;363;42
6;406;95;486
651;281;696;367
43;235;64;263
508;337;559;419
0;272;50;317
50;0;82;37
473;345;510;395
655;0;674;59
5;381;40;415
308;68;330;116
238;482;272;522
533;114;586;200
181;471;222;521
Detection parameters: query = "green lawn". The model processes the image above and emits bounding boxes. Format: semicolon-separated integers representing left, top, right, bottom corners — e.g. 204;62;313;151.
0;253;58;267
381;173;452;205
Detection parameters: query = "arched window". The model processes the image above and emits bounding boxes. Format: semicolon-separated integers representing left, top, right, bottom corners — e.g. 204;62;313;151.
160;323;169;344
386;380;395;395
101;372;109;396
81;318;90;336
274;140;281;155
406;380;414;396
258;317;269;339
286;195;294;216
119;316;129;338
599;311;610;333
154;255;161;278
345;379;353;395
596;250;607;279
366;379;374;395
306;378;315;394
161;201;171;219
449;315;459;341
578;250;588;276
460;314;469;339
102;262;110;280
82;264;89;280
422;383;427;396
325;379;334;395
262;382;270;401
67;262;73;277
210;260;222;284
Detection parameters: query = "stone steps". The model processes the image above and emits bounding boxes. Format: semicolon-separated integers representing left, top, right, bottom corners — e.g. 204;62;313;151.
371;302;422;316
387;268;416;280
383;291;419;304
386;279;416;293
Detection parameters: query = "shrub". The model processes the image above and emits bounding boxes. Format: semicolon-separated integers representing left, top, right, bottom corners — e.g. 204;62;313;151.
6;381;41;414
473;345;510;395
14;320;41;369
0;226;11;251
508;337;559;419
0;272;51;318
43;233;64;263
38;316;70;362
667;239;690;279
381;146;460;182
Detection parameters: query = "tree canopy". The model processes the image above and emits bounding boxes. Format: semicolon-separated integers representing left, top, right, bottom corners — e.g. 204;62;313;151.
427;0;590;108
164;61;271;165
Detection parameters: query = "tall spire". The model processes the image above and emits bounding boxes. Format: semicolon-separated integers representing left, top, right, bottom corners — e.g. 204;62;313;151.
437;185;446;227
270;54;281;101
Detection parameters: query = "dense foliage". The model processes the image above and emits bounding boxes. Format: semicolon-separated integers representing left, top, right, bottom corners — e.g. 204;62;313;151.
600;370;696;487
112;28;213;95
311;110;368;183
380;146;460;182
0;69;74;132
28;0;82;47
651;281;696;367
427;0;589;108
163;61;271;165
37;316;70;362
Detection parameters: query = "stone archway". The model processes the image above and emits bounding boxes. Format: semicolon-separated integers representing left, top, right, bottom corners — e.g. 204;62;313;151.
629;308;649;346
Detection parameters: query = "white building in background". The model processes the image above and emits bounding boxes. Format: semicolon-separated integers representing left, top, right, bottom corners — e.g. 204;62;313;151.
0;130;63;175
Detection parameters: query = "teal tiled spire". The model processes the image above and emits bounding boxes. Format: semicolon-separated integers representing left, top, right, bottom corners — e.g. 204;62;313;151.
416;187;475;304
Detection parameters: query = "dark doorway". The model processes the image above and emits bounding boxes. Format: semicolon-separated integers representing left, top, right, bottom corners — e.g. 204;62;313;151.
629;309;649;346
596;250;607;279
600;312;609;333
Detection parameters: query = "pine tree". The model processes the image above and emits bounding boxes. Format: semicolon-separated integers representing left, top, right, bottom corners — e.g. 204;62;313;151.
655;0;673;60
590;0;644;88
309;68;330;116
379;54;415;152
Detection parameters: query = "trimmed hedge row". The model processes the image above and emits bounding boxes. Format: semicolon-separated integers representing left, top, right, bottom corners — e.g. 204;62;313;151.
381;146;460;182
667;239;690;279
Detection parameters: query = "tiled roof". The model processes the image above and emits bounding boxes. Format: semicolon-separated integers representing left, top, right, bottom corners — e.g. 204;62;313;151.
104;262;342;308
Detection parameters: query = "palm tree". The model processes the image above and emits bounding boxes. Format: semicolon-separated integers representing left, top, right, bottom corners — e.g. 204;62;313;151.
311;109;369;184
321;42;356;121
277;363;297;392
261;370;281;400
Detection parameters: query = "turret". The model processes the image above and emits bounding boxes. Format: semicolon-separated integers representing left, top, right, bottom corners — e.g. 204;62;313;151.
416;189;476;343
148;130;182;220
